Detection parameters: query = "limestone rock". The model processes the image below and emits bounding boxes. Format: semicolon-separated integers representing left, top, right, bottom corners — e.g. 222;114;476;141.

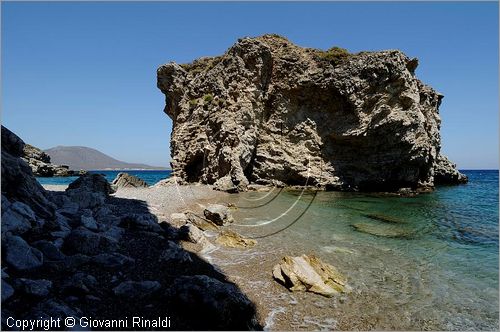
157;34;466;192
433;154;468;185
2;235;44;271
272;254;348;297
22;143;81;177
216;230;257;248
111;172;149;188
203;204;233;226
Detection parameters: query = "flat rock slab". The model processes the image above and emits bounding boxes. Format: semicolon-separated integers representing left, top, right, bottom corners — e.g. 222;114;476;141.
216;230;256;248
203;204;233;226
272;254;348;297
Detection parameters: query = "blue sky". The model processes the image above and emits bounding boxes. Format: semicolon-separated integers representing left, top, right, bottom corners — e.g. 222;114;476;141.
2;2;498;169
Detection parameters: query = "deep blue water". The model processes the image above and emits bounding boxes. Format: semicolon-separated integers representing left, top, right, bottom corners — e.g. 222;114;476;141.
36;170;172;186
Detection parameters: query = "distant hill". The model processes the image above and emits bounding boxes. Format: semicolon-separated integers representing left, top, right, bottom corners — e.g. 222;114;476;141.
44;146;168;170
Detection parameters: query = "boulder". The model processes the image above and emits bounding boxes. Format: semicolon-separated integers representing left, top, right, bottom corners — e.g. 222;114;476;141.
166;275;257;330
1;280;14;303
2;235;43;271
63;227;118;255
120;213;163;232
33;240;65;261
433;154;468;185
66;173;115;195
91;253;135;268
112;280;161;299
272;254;348;297
158;34;466;192
61;272;97;296
80;209;98;231
203;204;233;226
216;230;256;248
111;172;148;188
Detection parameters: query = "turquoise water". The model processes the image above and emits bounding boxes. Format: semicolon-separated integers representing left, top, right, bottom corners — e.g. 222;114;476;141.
213;170;499;330
36;170;172;186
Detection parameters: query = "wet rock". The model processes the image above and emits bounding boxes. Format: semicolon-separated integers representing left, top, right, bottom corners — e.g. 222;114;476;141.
2;235;43;271
167;275;257;329
111;172;148;188
363;214;404;224
2;280;14;302
1;201;36;235
63;227;118;255
14;278;52;297
159;241;192;264
91;253;135;268
203;204;233;226
113;280;161;299
216;230;257;248
272;254;348;297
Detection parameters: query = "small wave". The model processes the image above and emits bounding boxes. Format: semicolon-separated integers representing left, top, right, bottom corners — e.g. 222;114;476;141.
264;307;286;331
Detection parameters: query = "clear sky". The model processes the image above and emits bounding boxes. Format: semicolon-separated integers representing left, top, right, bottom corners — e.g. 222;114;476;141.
2;2;498;169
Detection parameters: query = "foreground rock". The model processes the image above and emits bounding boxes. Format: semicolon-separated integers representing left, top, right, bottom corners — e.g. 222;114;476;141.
158;34;467;192
203;204;233;225
2;126;259;330
272;254;348;297
111;172;149;188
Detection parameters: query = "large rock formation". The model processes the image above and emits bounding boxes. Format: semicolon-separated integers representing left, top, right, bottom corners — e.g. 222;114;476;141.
157;34;467;192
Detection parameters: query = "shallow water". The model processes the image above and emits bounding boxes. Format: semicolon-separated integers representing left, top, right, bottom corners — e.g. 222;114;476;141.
207;170;499;330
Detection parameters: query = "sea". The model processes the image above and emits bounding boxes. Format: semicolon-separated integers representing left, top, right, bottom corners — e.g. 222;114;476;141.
36;170;172;186
36;169;499;330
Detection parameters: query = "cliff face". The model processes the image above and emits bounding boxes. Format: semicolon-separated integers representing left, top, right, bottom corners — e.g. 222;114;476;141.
157;34;466;192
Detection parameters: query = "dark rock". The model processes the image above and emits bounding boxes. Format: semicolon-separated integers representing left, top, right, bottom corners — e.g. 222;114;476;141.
2;235;43;271
14;278;52;297
91;253;135;268
33;240;65;261
203;204;233;226
1;280;14;303
63;227;118;255
112;280;161;299
67;173;115;196
61;272;97;296
120;213;162;232
111;172;148;188
1;126;55;219
166;275;257;329
1;201;36;235
433;154;468;185
80;209;98;231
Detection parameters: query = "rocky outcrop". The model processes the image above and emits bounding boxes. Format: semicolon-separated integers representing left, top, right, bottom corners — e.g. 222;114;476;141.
111;172;149;188
22;143;85;177
1;126;259;330
272;254;349;297
433;154;468;185
158;34;467;192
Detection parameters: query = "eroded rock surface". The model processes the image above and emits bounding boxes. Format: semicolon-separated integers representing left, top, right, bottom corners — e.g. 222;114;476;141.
111;172;149;188
22;143;84;177
158;34;467;192
272;254;348;297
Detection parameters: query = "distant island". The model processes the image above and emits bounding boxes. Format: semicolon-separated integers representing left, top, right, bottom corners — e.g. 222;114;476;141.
44;146;168;170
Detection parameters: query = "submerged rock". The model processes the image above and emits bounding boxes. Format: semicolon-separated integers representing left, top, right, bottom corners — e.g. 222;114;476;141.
216;230;257;248
272;254;348;297
203;204;233;226
111;172;149;188
158;34;466;192
351;222;414;239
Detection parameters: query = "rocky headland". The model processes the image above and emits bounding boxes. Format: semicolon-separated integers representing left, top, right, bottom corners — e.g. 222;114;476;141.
22;143;84;177
157;34;467;192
